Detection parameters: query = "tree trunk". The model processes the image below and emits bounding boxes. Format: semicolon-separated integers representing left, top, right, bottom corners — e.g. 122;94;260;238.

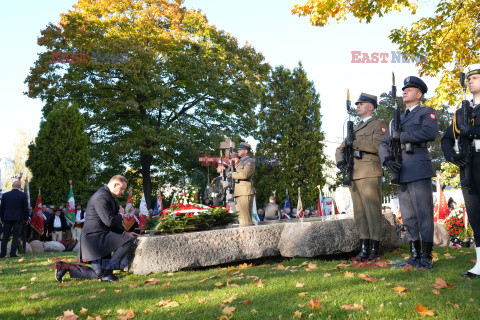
141;152;153;209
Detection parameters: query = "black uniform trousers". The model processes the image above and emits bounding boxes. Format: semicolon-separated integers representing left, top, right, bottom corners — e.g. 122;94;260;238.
0;221;23;257
462;153;480;246
67;238;134;279
398;178;434;242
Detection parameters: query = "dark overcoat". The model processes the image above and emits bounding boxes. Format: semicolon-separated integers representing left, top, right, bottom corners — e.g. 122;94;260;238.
0;189;28;222
79;185;130;262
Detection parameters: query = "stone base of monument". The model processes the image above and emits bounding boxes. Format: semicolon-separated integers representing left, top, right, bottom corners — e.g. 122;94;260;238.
130;213;398;274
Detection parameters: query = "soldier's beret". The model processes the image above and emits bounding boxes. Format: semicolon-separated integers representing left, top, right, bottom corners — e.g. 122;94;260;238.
402;76;428;94
466;63;480;78
355;93;377;108
238;142;251;151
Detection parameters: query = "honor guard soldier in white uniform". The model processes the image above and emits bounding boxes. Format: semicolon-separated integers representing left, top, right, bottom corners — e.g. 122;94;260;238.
441;63;480;277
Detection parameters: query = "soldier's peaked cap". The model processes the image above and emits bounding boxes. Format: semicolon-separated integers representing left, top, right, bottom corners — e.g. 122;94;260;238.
355;93;377;108
238;142;251;151
466;64;480;78
402;76;428;94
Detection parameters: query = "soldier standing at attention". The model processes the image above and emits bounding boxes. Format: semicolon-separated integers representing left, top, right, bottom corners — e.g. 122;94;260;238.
230;143;255;226
336;93;386;261
379;76;438;269
441;64;480;277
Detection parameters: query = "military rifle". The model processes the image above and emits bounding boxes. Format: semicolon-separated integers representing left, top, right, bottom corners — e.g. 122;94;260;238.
389;72;402;185
342;89;354;187
458;70;473;188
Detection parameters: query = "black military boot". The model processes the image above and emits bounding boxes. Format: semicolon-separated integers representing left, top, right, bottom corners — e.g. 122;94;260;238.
399;240;421;268
418;241;434;269
54;261;68;282
368;240;380;261
351;239;370;261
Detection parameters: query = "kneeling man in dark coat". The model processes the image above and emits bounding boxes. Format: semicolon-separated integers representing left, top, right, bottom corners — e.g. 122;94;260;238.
55;175;139;282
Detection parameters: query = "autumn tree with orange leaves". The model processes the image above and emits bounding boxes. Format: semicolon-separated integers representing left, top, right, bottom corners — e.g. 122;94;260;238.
25;0;270;205
292;0;480;108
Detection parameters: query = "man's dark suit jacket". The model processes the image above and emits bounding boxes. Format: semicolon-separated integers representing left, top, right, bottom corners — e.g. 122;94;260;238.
263;202;282;220
47;214;68;233
79;185;130;263
0;189;28;222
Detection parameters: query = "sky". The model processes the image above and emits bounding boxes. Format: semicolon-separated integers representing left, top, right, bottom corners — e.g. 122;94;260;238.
0;0;441;169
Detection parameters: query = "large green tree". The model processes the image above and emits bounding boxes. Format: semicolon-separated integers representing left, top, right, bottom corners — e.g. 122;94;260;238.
26;102;91;206
254;64;326;208
25;0;270;206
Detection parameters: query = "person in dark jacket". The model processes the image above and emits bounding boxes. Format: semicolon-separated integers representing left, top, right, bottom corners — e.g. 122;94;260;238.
54;175;139;282
0;181;29;258
263;196;282;220
47;208;68;241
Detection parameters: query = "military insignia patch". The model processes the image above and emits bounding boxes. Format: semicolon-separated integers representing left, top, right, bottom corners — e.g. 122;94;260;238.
429;113;436;119
381;127;386;133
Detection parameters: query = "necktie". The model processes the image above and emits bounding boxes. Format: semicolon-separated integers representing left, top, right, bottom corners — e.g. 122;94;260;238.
405;109;410;116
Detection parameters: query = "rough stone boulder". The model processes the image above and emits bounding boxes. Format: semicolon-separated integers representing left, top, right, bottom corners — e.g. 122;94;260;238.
129;213;398;274
131;224;284;275
4;242;32;255
29;240;44;253
43;241;65;252
279;213;397;257
434;223;450;247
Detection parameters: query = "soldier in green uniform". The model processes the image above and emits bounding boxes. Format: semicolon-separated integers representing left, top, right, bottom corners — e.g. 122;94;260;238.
230;143;255;226
336;93;387;261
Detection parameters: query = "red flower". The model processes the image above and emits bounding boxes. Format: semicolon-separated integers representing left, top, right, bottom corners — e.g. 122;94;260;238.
455;231;459;234
175;212;181;217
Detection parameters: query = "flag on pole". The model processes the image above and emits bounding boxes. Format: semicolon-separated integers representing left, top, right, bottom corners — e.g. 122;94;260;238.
297;187;304;220
31;190;45;235
65;183;76;224
283;190;291;220
434;172;449;223
139;191;149;228
153;189;163;217
332;195;340;215
24;178;30;208
251;195;260;225
122;188;135;230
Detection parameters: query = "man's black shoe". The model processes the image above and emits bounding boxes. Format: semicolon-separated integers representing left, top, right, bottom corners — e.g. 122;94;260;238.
101;274;119;282
55;262;68;282
461;271;479;278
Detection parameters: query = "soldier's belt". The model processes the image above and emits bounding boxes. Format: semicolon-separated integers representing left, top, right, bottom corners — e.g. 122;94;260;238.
401;142;428;149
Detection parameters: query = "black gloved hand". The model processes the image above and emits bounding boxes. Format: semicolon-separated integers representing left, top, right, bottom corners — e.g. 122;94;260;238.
345;137;354;147
459;125;470;137
337;160;348;172
384;160;402;173
449;154;468;167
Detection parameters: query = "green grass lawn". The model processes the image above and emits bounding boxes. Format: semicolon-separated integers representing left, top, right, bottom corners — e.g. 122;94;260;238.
0;245;479;319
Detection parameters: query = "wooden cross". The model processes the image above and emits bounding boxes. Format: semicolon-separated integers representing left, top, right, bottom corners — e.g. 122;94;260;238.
220;138;235;159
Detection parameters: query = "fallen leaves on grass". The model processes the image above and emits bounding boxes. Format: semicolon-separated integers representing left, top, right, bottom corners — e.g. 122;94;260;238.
392;286;407;293
98;289;105;294
114;289;122;293
447;301;459;309
358;274;377;282
156;300;179;308
162;282;170;287
144;278;160;286
293;310;302;318
223;295;237;303
307;263;317;269
416;303;435;317
29;292;47;299
251;309;258;313
20;286;27;290
198;299;206;304
214;282;224;287
341;304;364;311
117;309;134;320
21;309;36;316
296;282;305;288
143;309;153;314
323;273;331;277
30;277;37;281
240;299;252;306
432;278;455;289
80;308;88;315
298;292;309;296
199;275;218;283
344;271;355;278
222;306;236;315
307;298;323;310
55;310;79;320
432;289;440;295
